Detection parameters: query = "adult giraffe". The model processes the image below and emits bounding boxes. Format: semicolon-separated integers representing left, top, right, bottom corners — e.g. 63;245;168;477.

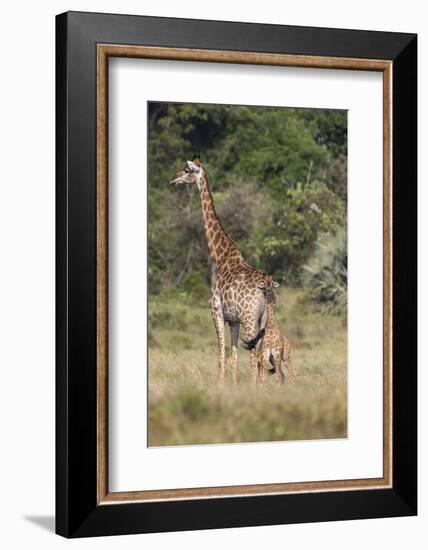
170;155;270;384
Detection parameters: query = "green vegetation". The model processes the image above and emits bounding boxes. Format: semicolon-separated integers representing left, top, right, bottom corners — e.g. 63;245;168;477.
148;102;347;289
304;228;348;315
148;287;347;446
147;102;348;445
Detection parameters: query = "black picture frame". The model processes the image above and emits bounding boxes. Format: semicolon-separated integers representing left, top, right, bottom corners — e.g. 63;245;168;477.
56;10;417;538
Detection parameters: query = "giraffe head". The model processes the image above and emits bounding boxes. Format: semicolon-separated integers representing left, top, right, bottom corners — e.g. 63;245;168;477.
170;155;204;186
258;275;279;302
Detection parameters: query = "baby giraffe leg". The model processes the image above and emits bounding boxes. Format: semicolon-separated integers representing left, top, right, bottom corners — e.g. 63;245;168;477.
242;323;260;384
259;349;270;383
250;348;258;384
274;356;283;385
284;340;293;378
256;352;263;382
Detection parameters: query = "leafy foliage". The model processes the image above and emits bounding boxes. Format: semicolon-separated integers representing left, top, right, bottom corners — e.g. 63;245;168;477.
249;181;345;282
303;229;348;315
148;102;347;294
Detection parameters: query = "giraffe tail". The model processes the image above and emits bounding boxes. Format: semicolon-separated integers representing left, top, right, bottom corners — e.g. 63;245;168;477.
241;328;265;350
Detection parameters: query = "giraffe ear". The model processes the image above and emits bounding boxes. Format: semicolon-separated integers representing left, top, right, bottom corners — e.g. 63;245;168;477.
273;281;280;287
186;160;200;173
258;282;266;289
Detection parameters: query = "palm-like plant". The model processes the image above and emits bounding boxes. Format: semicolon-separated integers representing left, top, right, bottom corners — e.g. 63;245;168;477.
303;228;347;315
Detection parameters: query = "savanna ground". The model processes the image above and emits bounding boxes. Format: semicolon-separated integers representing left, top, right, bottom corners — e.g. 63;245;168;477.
148;286;347;446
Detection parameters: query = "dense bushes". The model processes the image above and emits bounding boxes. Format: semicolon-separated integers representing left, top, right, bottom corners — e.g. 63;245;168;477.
303;229;347;315
148;102;347;296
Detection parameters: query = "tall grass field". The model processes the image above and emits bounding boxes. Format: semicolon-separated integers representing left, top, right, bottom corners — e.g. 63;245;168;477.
148;286;347;446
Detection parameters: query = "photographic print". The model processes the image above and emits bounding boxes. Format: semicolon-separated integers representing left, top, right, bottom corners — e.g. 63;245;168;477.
148;101;347;447
57;14;417;536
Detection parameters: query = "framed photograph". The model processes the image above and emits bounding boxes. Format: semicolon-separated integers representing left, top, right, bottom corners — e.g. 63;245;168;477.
56;11;417;538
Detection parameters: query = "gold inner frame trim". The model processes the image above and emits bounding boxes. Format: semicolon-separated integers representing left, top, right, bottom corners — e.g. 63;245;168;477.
96;44;393;505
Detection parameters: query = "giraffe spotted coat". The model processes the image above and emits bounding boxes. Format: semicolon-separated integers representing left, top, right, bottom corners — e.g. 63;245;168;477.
170;156;270;384
258;275;293;384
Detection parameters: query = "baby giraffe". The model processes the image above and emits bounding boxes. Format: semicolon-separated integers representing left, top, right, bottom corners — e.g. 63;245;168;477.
246;276;293;384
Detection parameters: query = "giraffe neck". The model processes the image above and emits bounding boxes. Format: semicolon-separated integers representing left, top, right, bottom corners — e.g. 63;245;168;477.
197;170;243;266
266;295;277;327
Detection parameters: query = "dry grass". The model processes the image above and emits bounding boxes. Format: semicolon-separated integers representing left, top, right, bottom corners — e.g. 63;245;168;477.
148;287;347;446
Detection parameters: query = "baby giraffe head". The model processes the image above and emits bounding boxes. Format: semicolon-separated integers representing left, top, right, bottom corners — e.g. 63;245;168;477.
170;154;204;186
258;275;279;294
258;275;279;304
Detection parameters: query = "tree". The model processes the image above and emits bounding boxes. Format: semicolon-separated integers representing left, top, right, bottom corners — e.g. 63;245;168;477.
147;101;347;293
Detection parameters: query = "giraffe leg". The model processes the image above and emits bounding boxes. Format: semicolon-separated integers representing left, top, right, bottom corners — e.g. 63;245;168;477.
259;349;270;383
230;322;240;385
250;348;258;385
211;296;226;385
256;352;263;382
287;349;294;378
274;356;283;385
284;340;293;379
242;323;260;384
